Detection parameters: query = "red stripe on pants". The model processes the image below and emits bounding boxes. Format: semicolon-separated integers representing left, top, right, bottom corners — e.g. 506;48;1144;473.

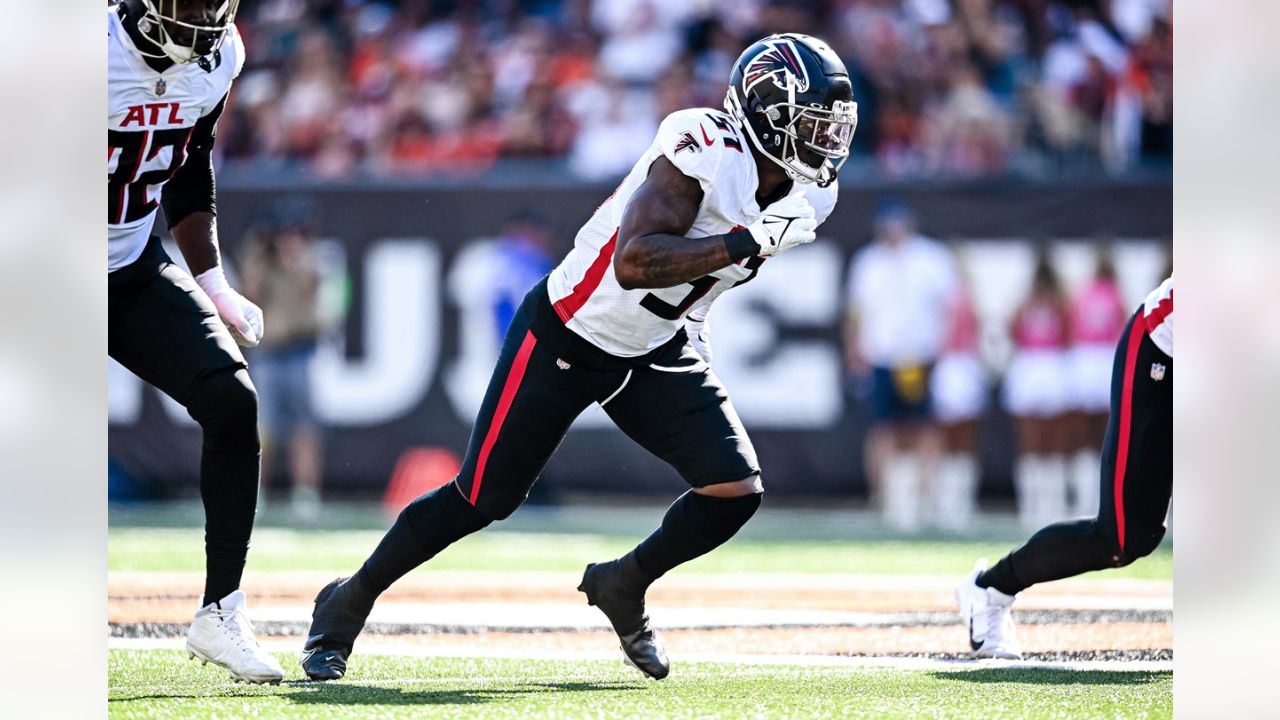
553;229;618;322
469;330;537;505
1113;318;1148;552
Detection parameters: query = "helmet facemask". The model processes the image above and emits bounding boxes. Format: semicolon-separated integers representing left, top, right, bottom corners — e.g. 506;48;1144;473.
726;87;858;187
134;0;240;64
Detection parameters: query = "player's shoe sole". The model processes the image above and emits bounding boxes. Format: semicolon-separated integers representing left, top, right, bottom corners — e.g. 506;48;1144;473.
578;561;670;680
186;646;283;685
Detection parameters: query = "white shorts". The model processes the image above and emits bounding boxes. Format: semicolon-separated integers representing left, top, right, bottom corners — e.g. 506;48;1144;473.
1002;350;1071;418
931;352;988;423
1068;344;1114;413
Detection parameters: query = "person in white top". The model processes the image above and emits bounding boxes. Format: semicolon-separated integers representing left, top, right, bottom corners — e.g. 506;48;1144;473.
844;200;959;532
107;1;281;684
957;276;1172;660
300;34;859;683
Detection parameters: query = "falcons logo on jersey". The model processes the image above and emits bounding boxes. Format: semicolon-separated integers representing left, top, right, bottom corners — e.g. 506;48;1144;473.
744;39;809;94
674;131;701;154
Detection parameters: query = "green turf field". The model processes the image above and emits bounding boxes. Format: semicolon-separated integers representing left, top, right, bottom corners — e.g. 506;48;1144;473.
108;650;1172;720
109;505;1172;718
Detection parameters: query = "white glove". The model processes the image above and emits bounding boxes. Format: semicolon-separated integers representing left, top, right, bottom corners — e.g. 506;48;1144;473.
746;194;817;257
686;307;712;365
195;265;264;347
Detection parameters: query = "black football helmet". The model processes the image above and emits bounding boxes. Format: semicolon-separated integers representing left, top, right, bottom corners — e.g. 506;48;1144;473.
724;34;858;187
130;0;240;64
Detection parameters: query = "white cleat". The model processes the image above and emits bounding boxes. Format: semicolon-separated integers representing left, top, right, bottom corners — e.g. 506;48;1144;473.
186;590;285;684
955;559;1023;660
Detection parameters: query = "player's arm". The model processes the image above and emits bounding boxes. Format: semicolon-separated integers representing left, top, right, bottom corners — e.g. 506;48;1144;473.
163;94;264;346
613;157;736;290
613;157;817;290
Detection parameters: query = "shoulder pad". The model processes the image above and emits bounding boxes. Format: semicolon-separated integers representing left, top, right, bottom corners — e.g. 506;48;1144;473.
656;109;744;192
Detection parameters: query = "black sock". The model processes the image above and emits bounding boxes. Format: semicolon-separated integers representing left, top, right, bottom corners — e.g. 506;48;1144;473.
200;446;259;604
977;518;1116;596
354;482;491;599
630;490;762;585
191;369;261;605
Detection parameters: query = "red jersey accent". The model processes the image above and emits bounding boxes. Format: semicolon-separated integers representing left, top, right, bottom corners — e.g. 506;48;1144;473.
552;229;618;323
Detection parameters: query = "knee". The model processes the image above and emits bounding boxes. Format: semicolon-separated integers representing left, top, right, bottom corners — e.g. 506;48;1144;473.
1113;524;1166;567
188;368;259;450
693;473;764;498
465;480;528;522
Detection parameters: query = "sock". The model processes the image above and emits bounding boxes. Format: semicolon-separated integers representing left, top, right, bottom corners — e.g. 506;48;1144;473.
631;490;762;585
1041;454;1068;524
934;454;977;532
882;453;921;532
1070;449;1100;517
978;517;1115;595
353;482;491;601
1014;454;1042;531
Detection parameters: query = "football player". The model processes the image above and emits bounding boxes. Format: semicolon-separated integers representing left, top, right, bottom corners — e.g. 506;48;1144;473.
956;276;1173;659
108;1;282;683
300;34;857;681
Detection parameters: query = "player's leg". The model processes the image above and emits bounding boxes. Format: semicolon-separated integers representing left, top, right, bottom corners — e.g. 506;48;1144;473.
108;238;282;683
301;294;615;679
960;311;1172;657
580;342;762;678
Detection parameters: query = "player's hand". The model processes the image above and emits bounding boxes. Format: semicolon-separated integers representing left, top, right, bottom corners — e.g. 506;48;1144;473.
195;266;265;347
747;194;817;257
687;321;712;365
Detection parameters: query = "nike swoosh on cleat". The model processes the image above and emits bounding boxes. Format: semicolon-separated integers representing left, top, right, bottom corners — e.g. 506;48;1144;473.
968;617;982;651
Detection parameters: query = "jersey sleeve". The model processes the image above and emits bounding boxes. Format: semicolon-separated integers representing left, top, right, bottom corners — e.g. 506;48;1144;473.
804;181;839;227
656;110;725;195
227;24;246;79
1142;276;1173;357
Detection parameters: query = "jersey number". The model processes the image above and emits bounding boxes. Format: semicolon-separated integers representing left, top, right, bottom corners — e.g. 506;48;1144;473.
639;257;764;320
640;276;719;320
108;128;194;224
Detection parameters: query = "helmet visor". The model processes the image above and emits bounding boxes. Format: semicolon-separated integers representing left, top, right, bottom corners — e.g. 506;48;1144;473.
790;100;858;159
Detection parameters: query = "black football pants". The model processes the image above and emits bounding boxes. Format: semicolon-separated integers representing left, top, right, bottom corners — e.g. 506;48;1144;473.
109;237;260;604
982;307;1172;594
452;277;759;522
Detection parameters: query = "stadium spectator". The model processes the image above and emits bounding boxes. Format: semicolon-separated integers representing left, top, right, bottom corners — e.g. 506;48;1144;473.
211;0;1170;180
1002;247;1072;530
1066;246;1127;517
929;264;988;532
240;198;327;521
844;199;958;532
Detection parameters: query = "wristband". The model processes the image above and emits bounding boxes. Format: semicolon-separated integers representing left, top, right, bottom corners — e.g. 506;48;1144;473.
194;265;231;296
724;228;761;262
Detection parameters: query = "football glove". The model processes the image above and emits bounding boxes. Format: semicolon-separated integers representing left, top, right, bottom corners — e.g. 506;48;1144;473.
685;306;712;365
195;265;264;347
746;194;817;257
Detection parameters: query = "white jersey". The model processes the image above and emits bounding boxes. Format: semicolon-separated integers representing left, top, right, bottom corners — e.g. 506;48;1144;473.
1142;276;1173;357
107;6;244;271
547;108;838;357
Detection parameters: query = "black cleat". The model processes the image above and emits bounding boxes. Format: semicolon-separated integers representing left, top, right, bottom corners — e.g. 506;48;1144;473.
300;577;374;681
578;560;670;680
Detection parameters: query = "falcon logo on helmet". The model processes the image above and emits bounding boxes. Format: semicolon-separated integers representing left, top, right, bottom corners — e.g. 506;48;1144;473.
743;39;810;96
724;34;858;188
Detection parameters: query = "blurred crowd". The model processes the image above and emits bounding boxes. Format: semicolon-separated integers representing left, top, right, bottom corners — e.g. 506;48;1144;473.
843;199;1170;532
217;0;1173;181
